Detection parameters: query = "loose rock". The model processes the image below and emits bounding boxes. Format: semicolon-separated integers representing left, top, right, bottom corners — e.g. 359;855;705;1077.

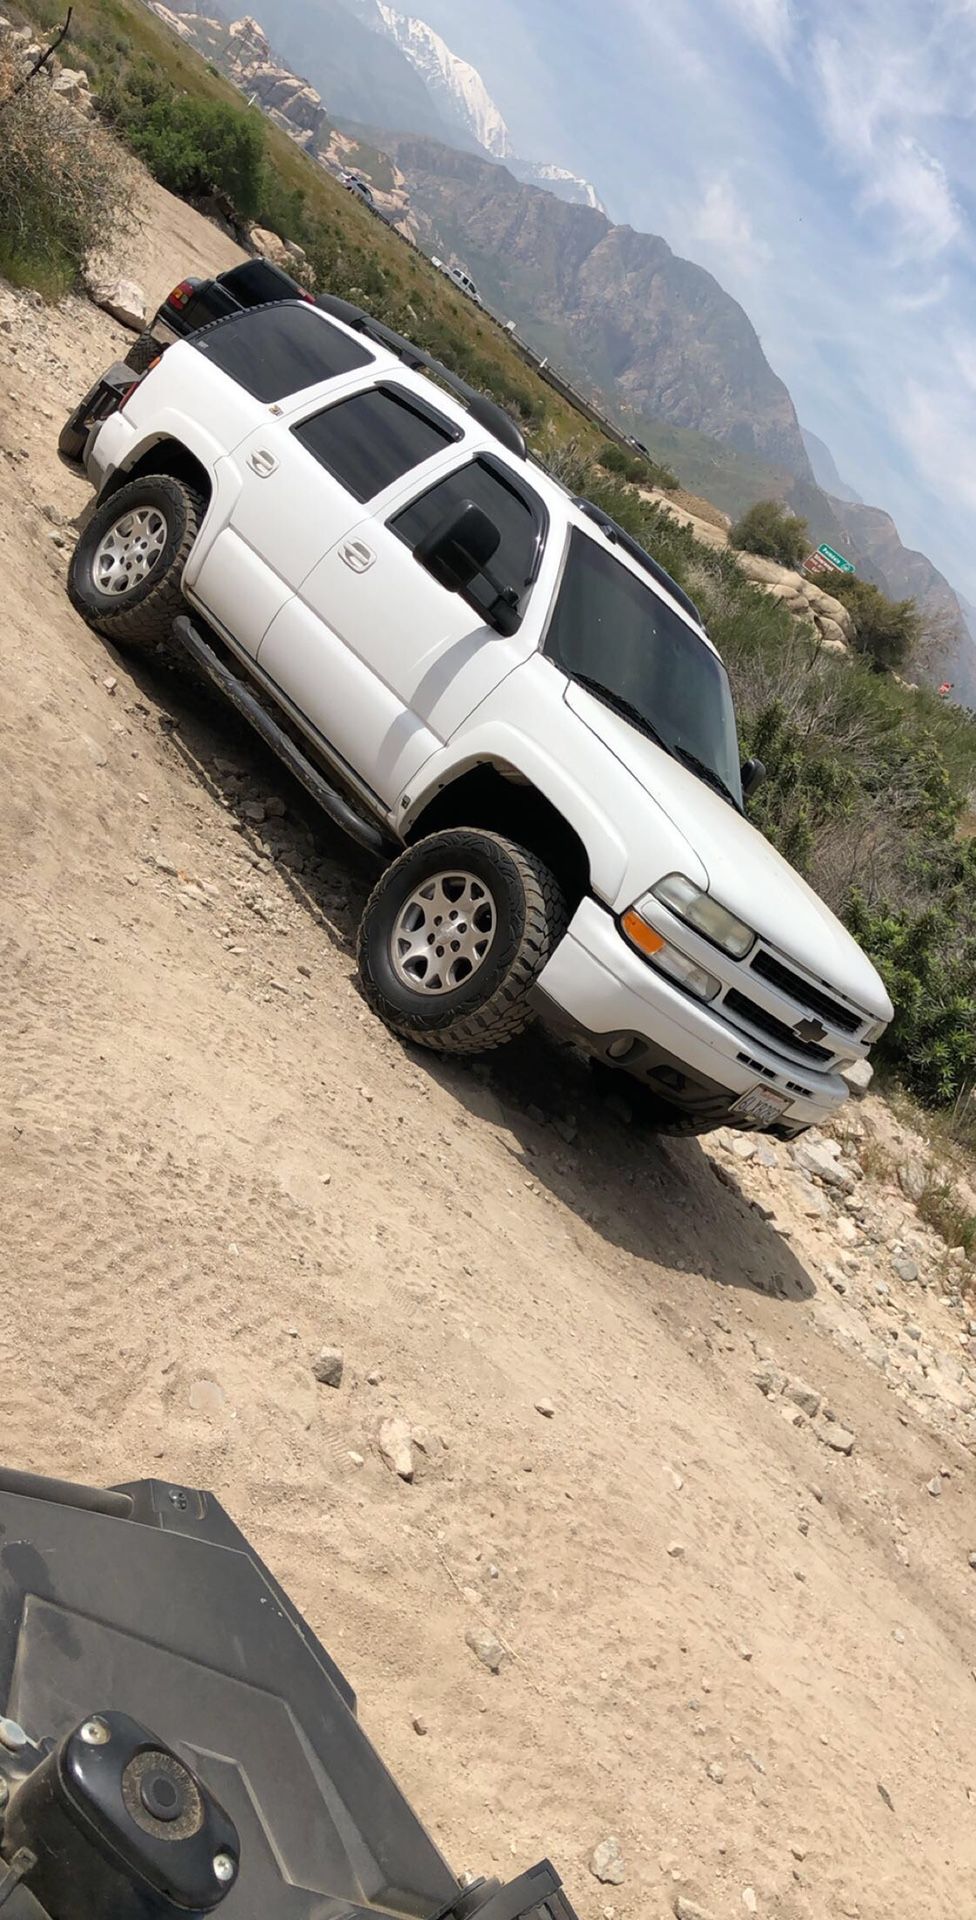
465;1626;506;1674
897;1160;929;1204
674;1900;714;1920
785;1378;822;1419
817;1422;855;1455
892;1257;919;1285
791;1136;855;1192
312;1346;344;1388
535;1398;555;1418
589;1838;625;1886
378;1416;415;1482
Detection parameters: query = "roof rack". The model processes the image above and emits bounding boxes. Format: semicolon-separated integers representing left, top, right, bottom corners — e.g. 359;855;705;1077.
575;499;705;628
316;294;527;461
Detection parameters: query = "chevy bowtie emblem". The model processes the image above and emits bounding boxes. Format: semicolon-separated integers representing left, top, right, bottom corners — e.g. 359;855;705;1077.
794;1016;828;1044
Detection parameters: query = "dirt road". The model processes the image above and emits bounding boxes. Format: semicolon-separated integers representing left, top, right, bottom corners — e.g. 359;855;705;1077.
2;177;975;1920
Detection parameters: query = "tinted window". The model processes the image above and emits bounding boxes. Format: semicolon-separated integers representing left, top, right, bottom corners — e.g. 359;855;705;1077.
545;530;743;806
293;385;459;502
391;458;544;620
191;304;373;402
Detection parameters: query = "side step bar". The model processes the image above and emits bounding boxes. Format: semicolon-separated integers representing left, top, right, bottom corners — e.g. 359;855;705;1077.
172;615;393;859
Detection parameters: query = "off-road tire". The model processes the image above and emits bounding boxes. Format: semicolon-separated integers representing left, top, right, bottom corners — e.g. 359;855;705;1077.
67;473;205;658
57;405;89;464
124;331;161;374
358;829;567;1055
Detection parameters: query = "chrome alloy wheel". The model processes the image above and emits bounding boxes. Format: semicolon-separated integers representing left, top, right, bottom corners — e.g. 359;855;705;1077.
92;505;168;596
390;870;497;994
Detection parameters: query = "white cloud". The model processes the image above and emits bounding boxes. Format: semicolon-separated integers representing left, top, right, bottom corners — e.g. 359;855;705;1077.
719;0;794;66
690;175;772;276
862;137;960;256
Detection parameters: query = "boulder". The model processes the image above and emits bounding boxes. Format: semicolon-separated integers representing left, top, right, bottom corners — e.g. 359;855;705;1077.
733;550;800;588
248;226;294;268
802;579;855;640
50;67;91;107
87;277;148;332
814;615;849;654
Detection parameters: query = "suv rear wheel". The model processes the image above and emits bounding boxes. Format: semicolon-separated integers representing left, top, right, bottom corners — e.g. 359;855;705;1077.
67;473;205;656
358;829;567;1054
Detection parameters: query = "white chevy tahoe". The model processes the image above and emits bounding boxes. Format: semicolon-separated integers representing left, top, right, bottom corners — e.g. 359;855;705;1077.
66;297;892;1136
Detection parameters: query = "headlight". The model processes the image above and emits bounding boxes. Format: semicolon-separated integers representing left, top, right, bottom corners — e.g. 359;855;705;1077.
651;873;755;959
620;907;722;1003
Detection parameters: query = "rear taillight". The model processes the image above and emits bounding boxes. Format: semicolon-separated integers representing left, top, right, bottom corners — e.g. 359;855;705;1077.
167;279;195;310
299;289;314;303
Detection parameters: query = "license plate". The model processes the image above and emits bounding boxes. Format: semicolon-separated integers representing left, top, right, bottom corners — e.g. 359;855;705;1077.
730;1085;791;1128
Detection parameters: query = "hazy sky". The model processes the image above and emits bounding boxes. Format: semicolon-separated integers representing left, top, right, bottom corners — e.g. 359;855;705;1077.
412;0;976;602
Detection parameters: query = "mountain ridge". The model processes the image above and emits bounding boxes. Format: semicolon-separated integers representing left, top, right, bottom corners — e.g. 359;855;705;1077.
383;133;815;480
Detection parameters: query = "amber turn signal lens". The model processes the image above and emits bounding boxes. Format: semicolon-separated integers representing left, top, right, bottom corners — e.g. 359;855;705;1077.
621;909;665;957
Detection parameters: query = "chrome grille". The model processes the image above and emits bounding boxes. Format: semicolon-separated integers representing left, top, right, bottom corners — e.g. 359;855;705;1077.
749;951;864;1035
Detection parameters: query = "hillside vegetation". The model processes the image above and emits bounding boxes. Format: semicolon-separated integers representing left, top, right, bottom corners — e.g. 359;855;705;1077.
5;0;976;1116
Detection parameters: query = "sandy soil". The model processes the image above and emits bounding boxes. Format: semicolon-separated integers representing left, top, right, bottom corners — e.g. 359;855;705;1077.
2;175;976;1920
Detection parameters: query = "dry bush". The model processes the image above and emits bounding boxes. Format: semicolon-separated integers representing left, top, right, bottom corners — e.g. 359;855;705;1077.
0;52;126;297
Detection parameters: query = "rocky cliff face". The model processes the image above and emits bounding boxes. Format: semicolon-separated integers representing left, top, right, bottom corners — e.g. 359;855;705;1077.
224;14;327;145
384;136;814;479
829;498;976;700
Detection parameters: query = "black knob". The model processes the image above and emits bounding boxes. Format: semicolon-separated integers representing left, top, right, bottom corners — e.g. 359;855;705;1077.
139;1770;183;1823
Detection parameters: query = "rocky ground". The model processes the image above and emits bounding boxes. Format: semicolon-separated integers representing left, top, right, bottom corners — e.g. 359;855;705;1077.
2;175;976;1920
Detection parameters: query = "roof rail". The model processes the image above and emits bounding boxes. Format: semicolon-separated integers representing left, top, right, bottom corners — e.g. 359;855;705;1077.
316;294;527;460
575;499;705;628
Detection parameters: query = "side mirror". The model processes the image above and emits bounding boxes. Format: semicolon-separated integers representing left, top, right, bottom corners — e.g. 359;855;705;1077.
741;757;766;799
415;500;501;594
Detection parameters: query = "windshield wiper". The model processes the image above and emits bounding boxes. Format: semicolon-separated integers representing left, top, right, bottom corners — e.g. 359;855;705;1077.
670;743;741;809
571;675;674;755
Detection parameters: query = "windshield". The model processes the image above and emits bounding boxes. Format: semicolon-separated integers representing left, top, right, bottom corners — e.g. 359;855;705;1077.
545;529;744;807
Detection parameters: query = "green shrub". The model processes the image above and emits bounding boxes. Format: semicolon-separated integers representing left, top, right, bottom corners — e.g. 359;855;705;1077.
825;572;920;674
0;52;125;297
99;64;264;218
730;498;808;568
597;439;677;491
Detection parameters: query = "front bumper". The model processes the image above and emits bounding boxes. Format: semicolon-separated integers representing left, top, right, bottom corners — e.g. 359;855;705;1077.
535;898;852;1131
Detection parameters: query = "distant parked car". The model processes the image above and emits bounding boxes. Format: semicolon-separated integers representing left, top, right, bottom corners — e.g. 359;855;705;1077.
431;256;483;307
343;174;375;207
445;263;483;307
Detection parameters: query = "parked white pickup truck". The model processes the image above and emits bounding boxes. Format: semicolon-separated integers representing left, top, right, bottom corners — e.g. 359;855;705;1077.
65;297;892;1136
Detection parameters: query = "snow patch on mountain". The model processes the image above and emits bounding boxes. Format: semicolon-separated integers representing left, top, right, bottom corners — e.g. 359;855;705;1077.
515;160;607;214
376;6;607;211
377;5;511;157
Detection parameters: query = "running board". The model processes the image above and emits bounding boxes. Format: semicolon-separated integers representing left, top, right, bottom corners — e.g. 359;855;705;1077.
172;615;393;859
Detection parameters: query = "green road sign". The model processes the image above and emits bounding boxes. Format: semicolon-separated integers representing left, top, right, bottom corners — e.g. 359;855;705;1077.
817;544;855;574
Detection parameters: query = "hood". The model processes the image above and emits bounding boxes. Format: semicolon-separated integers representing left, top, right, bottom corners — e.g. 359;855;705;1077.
566;684;893;1022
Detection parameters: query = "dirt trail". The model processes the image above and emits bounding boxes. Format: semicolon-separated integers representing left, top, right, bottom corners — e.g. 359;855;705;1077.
2;178;976;1920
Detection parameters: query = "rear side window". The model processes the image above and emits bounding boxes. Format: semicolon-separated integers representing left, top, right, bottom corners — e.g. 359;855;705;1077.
292;384;460;502
191;304;374;402
391;457;545;619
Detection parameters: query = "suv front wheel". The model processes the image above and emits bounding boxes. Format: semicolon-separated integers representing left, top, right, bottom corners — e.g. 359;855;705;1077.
358;829;567;1054
67;473;205;656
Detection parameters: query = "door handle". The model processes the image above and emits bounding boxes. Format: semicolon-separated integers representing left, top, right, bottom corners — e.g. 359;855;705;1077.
339;539;375;573
247;448;278;477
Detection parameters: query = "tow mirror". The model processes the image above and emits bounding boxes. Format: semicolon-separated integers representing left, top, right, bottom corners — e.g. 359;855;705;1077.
741;757;766;799
415;500;501;593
